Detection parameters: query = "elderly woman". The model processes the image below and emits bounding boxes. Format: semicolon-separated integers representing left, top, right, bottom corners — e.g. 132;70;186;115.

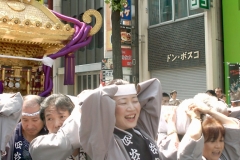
177;102;240;160
80;78;162;159
30;78;162;160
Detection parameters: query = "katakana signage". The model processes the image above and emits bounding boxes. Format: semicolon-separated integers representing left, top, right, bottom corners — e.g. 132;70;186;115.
167;51;200;62
148;16;205;70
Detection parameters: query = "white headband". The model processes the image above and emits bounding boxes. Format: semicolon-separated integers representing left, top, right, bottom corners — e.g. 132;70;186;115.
22;110;40;117
231;100;240;103
114;84;137;96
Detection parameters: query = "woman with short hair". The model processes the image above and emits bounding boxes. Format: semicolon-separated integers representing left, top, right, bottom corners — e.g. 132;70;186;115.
202;117;225;160
178;102;240;160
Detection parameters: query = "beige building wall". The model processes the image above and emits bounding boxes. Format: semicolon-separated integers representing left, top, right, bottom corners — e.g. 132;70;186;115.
204;1;223;90
138;0;150;82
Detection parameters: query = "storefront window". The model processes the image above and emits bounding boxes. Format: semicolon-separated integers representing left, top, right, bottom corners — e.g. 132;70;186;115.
175;0;187;19
160;0;172;22
148;0;203;26
149;0;160;25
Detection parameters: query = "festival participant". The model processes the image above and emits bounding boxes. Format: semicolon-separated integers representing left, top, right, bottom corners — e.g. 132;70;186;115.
3;95;47;160
178;102;240;160
39;94;89;160
162;92;170;105
0;93;22;160
157;99;194;160
169;90;181;106
157;93;238;160
80;78;162;159
157;106;179;160
30;78;162;160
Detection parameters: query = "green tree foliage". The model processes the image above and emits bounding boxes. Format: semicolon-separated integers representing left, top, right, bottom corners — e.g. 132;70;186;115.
105;0;127;11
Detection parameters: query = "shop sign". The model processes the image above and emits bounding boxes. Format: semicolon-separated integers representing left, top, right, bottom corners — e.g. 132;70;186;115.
190;0;210;10
227;63;240;104
167;51;200;62
101;70;113;83
122;48;132;67
120;0;131;21
105;1;132;51
190;0;199;10
199;0;210;9
101;70;131;84
102;58;113;70
121;25;131;46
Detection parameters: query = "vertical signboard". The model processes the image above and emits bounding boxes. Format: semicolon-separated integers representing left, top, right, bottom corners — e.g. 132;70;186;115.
199;0;210;9
120;0;131;21
101;58;113;85
120;26;132;46
122;48;132;67
226;63;240;105
190;0;199;10
190;0;210;10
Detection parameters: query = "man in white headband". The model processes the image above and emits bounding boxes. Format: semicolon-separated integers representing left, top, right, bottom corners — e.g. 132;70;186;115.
3;95;47;160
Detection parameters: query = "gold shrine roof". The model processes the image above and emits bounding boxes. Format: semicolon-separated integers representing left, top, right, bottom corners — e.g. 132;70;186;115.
0;0;75;60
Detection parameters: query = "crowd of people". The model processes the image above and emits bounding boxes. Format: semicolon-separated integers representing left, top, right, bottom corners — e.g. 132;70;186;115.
1;79;240;160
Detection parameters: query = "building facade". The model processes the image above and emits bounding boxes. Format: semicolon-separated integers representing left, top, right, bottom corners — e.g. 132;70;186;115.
53;0;104;95
139;0;224;100
53;0;137;95
53;0;224;99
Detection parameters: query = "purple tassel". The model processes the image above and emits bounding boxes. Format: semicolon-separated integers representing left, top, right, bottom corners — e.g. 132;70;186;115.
0;81;3;94
64;53;75;85
38;10;93;96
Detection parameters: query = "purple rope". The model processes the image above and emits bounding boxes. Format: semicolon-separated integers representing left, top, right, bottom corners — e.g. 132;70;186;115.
42;65;47;89
50;32;92;59
39;10;93;96
77;26;92;44
39;67;53;97
51;11;86;47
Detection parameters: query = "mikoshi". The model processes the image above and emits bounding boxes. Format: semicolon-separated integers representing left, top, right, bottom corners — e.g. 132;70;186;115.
0;0;102;96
